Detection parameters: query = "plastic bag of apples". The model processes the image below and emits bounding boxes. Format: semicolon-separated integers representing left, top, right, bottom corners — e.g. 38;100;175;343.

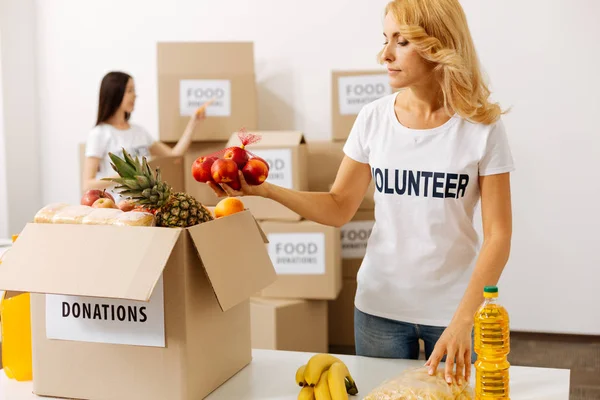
191;128;270;190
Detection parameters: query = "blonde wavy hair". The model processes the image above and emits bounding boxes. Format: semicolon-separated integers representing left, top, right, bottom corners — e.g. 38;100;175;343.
380;0;504;124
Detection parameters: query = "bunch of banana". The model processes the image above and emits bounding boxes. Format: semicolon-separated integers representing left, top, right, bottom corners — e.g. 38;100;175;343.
295;353;359;400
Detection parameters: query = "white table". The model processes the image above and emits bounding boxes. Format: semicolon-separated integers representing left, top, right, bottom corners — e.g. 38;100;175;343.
0;349;570;399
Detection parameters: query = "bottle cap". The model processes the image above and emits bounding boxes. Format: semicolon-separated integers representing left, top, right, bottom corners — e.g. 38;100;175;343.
484;286;498;293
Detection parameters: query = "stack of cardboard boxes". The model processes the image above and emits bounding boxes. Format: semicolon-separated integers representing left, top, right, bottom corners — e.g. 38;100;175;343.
158;44;395;353
78;42;392;356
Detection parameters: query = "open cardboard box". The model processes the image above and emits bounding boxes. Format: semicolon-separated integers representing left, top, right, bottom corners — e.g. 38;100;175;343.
0;210;276;400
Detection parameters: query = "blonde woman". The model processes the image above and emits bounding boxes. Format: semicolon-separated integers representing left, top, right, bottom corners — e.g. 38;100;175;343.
209;0;514;384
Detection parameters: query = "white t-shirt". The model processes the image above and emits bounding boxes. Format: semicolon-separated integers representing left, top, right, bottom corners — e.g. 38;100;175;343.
343;92;515;327
84;123;155;201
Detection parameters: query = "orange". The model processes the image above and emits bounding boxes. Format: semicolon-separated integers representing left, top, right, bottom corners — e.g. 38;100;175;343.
214;197;245;218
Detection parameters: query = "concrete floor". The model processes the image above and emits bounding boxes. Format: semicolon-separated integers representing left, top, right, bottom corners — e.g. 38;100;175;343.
331;331;600;400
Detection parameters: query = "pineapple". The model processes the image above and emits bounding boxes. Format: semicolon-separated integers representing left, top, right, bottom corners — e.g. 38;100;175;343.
103;149;214;227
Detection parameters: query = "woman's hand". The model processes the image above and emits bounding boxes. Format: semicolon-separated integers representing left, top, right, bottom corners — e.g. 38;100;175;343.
207;171;270;198
425;320;473;385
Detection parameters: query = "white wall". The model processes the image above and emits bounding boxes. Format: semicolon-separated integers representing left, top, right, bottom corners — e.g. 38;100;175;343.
34;0;600;335
0;0;41;235
0;32;8;240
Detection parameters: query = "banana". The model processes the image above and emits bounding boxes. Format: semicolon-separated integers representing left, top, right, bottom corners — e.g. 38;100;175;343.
314;370;332;400
328;362;353;400
298;385;315;400
344;378;359;396
296;364;307;387
304;354;344;386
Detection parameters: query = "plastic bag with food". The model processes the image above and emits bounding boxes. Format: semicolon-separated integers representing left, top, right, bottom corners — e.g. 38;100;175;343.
113;211;155;227
33;203;70;223
363;367;473;400
82;209;124;225
51;205;95;224
191;128;270;189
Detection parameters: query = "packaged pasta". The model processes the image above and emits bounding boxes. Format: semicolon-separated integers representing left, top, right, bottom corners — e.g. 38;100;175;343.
82;208;124;225
33;203;70;223
364;367;473;400
51;205;95;224
114;211;155;227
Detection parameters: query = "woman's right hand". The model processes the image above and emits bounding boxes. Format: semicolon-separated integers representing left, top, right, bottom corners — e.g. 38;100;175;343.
207;171;270;199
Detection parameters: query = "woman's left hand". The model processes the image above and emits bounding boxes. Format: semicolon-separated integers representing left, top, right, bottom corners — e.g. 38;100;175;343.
425;320;473;385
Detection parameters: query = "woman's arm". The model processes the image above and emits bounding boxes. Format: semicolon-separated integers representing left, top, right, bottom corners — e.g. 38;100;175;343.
209;156;373;227
150;105;207;157
426;172;513;383
82;156;116;193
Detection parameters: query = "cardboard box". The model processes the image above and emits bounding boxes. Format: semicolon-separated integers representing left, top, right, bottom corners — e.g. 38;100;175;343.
341;209;374;278
250;298;328;353
331;70;393;141
308;141;375;210
183;141;228;206
0;211;276;400
157;42;258;142
328;278;357;347
228;131;308;221
258;220;341;300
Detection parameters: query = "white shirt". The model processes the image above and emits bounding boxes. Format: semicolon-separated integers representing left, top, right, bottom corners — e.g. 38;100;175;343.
343;92;515;327
84;123;155;202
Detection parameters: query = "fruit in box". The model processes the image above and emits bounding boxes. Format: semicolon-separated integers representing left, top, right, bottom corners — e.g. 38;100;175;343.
92;198;117;209
103;149;213;227
242;158;269;185
214;198;245;218
223;146;249;169
117;199;136;212
191;128;269;188
80;189;115;207
211;158;241;190
191;156;218;184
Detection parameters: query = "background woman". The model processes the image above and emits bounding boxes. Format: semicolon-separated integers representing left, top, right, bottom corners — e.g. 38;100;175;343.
83;71;205;200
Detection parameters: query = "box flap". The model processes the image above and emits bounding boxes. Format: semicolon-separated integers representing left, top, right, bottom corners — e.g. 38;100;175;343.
226;131;305;148
188;210;276;312
0;223;182;301
157;42;255;75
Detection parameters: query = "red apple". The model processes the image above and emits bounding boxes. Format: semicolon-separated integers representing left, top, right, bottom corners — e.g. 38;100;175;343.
223;147;249;169
117;199;136;212
251;156;270;171
92;198;117;209
81;189;115;207
211;158;241;190
242;158;270;185
191;156;217;183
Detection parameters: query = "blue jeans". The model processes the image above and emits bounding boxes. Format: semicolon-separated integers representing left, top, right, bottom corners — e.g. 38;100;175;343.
354;307;477;363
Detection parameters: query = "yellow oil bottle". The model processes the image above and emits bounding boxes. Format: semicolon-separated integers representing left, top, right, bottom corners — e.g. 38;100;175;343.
474;286;510;399
0;233;33;381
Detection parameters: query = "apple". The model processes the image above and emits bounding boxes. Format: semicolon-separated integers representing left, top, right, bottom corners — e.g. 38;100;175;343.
211;158;241;190
191;156;218;183
251;156;270;171
117;199;136;212
92;198;117;209
242;158;270;185
223;147;249;169
81;189;115;207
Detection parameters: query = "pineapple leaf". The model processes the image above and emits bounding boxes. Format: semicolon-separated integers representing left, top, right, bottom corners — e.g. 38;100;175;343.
108;152;137;178
135;175;151;188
